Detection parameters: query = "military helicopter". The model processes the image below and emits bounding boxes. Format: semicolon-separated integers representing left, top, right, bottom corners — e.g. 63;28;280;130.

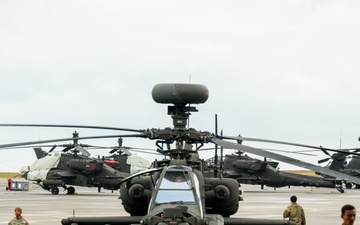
317;149;360;189
206;150;344;192
1;83;360;225
202;121;347;192
100;137;152;174
16;131;149;195
341;156;360;188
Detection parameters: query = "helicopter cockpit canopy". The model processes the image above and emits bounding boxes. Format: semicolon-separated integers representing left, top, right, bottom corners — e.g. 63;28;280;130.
155;167;194;204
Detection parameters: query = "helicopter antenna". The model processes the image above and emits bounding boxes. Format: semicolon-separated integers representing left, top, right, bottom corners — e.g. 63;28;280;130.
220;129;224;174
187;103;191;129
213;114;218;178
339;127;342;149
215;114;218;165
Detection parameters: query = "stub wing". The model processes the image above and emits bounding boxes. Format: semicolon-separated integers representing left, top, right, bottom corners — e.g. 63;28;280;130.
61;216;295;225
224;217;295;225
51;170;77;178
61;216;141;225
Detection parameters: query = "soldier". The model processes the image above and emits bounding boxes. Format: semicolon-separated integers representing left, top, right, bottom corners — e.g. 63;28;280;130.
8;207;29;225
283;195;306;225
341;204;356;225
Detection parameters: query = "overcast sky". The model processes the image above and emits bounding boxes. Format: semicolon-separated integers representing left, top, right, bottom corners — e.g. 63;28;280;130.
1;0;360;172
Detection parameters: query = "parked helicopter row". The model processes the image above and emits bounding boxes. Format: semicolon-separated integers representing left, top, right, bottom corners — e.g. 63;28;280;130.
205;148;360;193
13;132;151;195
1;83;360;225
4;132;360;195
6;134;360;195
5;130;359;195
205;151;344;192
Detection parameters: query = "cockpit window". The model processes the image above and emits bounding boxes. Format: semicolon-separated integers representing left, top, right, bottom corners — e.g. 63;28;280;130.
160;171;191;189
155;190;195;204
155;170;195;204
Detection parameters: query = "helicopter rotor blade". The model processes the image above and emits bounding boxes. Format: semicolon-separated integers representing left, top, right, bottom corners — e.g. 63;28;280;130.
92;145;156;151
260;148;318;156
109;148;118;154
210;137;360;185
48;145;57;153
121;148;132;155
318;158;331;164
108;147;132;155
42;145;58;156
0;134;147;149
326;152;348;170
221;135;360;156
62;145;73;152
319;148;332;157
0;124;143;133
74;145;91;157
197;146;317;156
105;147;160;156
0;144;57;150
78;144;159;156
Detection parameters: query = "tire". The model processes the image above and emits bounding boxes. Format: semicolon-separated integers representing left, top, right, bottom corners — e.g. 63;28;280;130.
51;187;59;195
67;186;75;195
345;183;353;189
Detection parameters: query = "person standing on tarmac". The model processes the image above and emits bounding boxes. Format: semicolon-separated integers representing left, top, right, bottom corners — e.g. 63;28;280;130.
283;195;306;225
8;207;29;225
341;204;356;225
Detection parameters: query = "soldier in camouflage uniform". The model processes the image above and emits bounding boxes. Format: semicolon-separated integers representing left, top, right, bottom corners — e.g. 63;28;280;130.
8;207;29;225
283;195;306;225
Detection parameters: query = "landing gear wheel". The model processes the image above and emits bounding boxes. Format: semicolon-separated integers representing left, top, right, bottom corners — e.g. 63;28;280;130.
67;186;75;195
51;187;59;195
345;183;353;189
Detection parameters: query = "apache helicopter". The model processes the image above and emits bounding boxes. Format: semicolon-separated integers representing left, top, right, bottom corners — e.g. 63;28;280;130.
17;131;149;195
341;156;360;187
100;137;152;174
203;123;348;192
317;149;360;189
207;150;344;192
2;83;360;225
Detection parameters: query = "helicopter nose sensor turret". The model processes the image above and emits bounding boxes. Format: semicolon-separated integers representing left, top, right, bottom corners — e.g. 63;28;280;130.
152;83;209;105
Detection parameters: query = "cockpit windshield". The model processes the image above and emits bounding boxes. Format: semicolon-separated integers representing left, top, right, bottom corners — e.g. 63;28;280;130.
155;170;195;204
160;171;191;189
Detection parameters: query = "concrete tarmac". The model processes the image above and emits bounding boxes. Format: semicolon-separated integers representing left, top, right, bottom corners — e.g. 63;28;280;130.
0;178;358;225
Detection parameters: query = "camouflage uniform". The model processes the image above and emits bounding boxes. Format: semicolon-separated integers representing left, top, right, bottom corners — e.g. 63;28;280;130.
8;217;29;225
283;202;306;225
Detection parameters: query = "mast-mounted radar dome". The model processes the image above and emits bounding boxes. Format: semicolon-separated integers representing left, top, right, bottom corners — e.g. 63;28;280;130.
152;83;209;105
